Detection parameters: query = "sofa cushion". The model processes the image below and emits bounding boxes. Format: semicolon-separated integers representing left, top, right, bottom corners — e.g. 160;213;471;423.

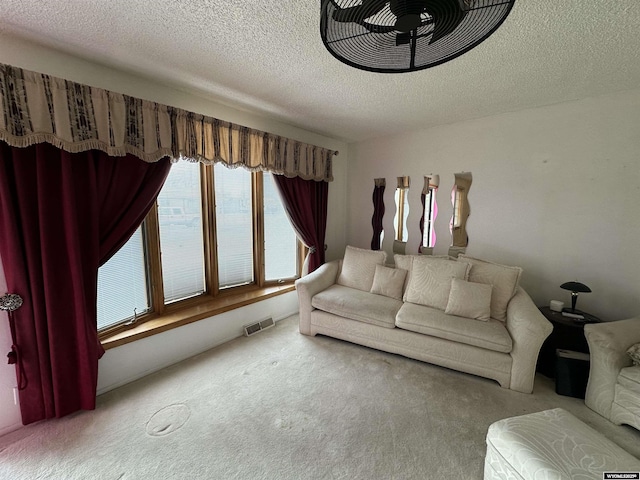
445;278;492;321
457;255;522;322
336;245;387;292
617;365;640;394
370;264;407;300
614;367;640;421
404;256;470;310
393;254;417;294
312;284;401;329
394;254;453;296
395;302;513;353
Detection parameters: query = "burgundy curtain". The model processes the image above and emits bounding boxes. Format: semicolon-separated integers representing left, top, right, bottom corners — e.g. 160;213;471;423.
272;175;328;273
0;142;171;424
371;182;386;250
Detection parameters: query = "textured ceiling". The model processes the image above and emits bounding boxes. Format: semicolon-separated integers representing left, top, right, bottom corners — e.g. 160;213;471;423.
1;1;639;142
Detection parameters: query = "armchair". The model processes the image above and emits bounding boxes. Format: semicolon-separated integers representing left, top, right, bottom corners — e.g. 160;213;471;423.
584;317;640;431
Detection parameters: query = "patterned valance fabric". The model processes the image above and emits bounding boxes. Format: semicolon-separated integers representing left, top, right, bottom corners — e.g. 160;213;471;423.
0;63;335;181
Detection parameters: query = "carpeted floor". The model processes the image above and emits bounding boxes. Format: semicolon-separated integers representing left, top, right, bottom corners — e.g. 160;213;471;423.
1;315;639;479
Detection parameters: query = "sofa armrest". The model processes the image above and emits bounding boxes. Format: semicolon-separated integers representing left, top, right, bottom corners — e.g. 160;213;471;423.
505;288;553;393
584;317;640;420
294;260;340;335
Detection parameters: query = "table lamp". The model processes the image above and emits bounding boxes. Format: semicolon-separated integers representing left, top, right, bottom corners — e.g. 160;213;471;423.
560;282;591;313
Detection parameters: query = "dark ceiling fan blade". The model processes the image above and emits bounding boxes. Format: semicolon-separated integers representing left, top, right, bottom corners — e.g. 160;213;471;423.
423;0;467;44
332;0;389;24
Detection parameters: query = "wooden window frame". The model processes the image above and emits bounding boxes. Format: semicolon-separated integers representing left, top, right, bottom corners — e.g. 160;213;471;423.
98;166;302;348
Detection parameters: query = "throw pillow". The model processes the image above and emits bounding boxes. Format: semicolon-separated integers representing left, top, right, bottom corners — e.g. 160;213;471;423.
445;278;492;321
336;245;387;292
628;343;640;366
370;264;407;301
404;256;471;310
457;255;522;322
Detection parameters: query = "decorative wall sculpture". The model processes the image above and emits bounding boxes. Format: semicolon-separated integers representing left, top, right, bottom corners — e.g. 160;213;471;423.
371;178;386;250
420;174;439;254
393;176;410;254
450;172;472;256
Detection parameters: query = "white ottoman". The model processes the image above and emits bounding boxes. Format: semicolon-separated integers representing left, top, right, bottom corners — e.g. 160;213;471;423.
485;408;640;479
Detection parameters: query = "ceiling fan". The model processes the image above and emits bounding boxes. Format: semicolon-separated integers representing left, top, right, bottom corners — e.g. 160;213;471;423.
320;0;516;73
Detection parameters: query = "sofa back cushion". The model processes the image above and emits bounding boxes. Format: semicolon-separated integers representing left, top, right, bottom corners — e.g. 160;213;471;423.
457;255;522;322
404;256;470;310
394;254;418;295
394;254;454;296
336;245;387;292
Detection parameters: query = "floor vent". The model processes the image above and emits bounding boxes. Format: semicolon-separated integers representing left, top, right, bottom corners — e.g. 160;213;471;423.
243;317;275;337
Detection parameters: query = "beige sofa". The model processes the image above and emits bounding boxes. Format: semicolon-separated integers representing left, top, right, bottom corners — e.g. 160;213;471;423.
295;246;552;394
585;317;640;431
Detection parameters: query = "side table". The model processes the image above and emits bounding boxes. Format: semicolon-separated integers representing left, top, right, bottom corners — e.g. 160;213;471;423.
536;307;602;379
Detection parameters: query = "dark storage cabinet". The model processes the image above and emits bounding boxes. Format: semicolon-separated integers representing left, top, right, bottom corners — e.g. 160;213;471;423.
555;349;591;398
537;307;600;378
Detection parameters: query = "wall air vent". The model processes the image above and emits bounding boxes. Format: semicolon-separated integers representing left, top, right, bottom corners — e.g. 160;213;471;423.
243;317;275;337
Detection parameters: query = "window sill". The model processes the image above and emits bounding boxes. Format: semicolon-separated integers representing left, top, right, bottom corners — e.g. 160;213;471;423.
100;283;296;350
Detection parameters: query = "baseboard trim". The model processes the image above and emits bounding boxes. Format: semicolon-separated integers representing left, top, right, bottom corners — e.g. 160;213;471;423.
96;312;296;396
0;421;22;438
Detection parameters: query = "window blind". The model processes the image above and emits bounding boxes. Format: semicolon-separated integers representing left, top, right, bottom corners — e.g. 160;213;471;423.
157;162;206;303
97;227;149;329
214;164;254;288
263;172;297;280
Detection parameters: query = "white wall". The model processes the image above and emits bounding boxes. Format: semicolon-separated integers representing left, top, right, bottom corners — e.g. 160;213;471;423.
348;88;640;322
0;34;348;435
97;293;299;394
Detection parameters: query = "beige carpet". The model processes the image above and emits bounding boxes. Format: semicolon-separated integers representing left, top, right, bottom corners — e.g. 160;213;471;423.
1;315;639;479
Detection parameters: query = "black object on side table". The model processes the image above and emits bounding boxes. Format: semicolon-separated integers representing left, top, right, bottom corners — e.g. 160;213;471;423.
536;306;602;398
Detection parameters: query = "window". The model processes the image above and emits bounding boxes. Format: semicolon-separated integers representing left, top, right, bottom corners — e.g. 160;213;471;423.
157;161;205;303
214;164;254;288
97;227;149;330
263;172;297;280
97;163;301;335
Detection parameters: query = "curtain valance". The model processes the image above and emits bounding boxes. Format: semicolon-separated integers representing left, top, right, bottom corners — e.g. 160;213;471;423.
0;63;335;181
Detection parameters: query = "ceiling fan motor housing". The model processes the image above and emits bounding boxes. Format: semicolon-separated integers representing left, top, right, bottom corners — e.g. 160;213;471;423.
390;0;427;32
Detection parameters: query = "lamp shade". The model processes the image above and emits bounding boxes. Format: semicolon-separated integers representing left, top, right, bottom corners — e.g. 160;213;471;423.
560;281;591;313
560;282;592;293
